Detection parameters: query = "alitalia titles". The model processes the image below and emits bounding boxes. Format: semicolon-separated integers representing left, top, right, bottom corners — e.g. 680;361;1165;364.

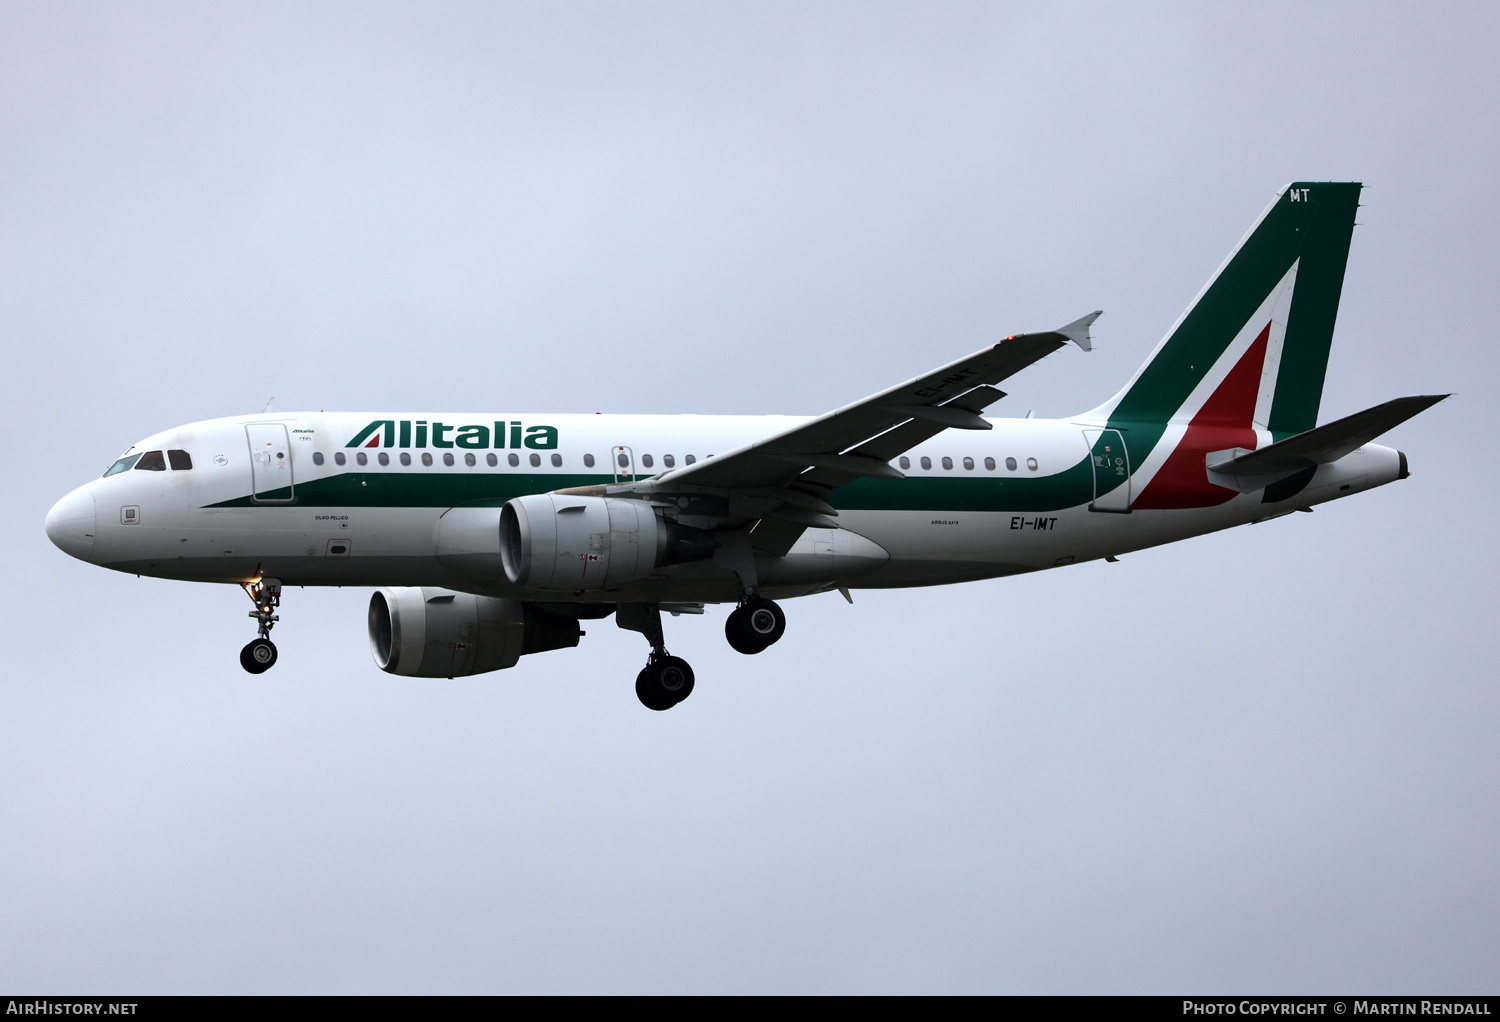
346;420;558;451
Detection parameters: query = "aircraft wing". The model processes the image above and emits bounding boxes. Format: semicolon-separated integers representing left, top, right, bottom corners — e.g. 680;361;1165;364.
567;312;1098;556
655;311;1100;493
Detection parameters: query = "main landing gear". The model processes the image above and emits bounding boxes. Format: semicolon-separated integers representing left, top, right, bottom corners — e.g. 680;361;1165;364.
636;654;695;712
616;595;787;710
617;602;695;711
725;596;785;655
239;577;281;674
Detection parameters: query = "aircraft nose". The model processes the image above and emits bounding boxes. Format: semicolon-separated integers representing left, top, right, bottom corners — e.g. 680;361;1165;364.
46;486;97;561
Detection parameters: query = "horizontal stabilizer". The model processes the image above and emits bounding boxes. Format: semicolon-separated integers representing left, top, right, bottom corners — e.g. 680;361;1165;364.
1209;395;1448;476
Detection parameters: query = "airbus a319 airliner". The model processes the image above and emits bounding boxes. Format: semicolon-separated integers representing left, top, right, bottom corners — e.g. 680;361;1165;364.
46;182;1444;709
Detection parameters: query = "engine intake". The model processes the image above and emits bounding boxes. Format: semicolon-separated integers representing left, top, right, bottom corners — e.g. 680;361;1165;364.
368;587;581;677
499;494;714;591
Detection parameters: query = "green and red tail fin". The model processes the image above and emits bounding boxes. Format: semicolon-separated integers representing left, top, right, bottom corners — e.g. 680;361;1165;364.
1087;182;1361;435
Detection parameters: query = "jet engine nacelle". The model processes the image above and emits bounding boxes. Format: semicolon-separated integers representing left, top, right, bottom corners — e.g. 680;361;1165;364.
499;494;714;591
368;587;581;677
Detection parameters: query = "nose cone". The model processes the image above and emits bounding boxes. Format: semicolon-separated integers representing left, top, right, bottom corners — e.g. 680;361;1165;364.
46;486;97;561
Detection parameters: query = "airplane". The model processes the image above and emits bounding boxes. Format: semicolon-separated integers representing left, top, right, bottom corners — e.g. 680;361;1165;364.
45;181;1446;710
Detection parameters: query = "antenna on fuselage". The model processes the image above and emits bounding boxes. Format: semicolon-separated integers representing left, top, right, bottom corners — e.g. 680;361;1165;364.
261;397;276;414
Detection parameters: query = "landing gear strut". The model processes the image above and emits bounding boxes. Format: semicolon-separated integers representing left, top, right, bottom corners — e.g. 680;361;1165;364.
725;596;785;654
618;602;695;711
239;577;281;674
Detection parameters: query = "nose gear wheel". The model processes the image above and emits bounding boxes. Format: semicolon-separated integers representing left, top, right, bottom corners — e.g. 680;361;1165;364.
240;638;278;674
239;577;283;674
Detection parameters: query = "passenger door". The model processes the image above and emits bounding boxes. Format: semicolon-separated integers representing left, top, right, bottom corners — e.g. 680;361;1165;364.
1083;428;1131;513
246;423;296;503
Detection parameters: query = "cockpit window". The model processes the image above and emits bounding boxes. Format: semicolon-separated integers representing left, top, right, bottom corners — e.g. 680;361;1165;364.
168;449;192;470
103;454;141;477
134;450;167;471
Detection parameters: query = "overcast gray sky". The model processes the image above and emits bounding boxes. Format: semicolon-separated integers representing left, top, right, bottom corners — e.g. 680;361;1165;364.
2;1;1496;993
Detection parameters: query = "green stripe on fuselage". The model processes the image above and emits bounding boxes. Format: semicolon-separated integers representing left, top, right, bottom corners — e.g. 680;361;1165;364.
205;457;1098;514
207;472;610;509
836;455;1093;512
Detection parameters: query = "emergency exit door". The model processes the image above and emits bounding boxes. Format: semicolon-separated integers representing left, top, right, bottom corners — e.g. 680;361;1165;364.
612;446;635;483
1083;428;1131;513
246;423;296;503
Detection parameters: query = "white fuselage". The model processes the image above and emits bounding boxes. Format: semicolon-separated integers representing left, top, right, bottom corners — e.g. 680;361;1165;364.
45;411;1404;606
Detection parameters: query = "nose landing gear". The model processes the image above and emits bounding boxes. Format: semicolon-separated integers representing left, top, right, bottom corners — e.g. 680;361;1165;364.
239;577;281;674
725;596;785;654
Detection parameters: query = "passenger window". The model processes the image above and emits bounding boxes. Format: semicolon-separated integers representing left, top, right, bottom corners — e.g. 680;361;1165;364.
1005;457;1017;471
920;456;932;470
442;453;454;466
465;453;476;467
168;449;193;470
103;454;142;477
421;453;433;467
486;453;497;467
1027;457;1039;471
984;457;995;470
962;456;974;470
941;456;953;470
899;456;910;469
378;452;390;466
663;454;675;468
583;453;595;468
135;450;166;471
508;453;519;467
642;454;654;468
357;452;368;466
685;455;696;465
529;453;541;467
551;453;562;467
399;453;411;466
311;451;324;466
335;452;347;466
